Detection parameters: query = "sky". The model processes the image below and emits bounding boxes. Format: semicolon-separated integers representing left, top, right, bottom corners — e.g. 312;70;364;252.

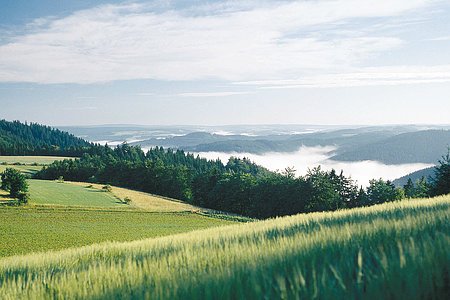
0;0;449;126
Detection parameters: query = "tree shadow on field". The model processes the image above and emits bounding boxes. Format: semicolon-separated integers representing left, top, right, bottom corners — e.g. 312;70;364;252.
86;189;107;193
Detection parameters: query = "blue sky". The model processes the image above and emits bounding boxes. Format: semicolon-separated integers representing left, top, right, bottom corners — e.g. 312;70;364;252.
0;0;449;126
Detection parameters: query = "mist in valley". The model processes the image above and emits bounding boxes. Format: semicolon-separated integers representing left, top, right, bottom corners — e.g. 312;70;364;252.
196;146;434;187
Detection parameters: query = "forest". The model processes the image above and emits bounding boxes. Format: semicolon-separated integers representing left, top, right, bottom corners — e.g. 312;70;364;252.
0;119;91;156
36;142;450;218
1;119;448;218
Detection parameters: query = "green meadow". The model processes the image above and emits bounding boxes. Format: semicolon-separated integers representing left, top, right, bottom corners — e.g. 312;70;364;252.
0;207;235;257
0;178;237;257
28;180;122;207
0;196;448;299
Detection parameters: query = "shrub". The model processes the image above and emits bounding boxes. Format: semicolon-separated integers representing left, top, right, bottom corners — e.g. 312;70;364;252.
102;185;112;192
123;197;132;205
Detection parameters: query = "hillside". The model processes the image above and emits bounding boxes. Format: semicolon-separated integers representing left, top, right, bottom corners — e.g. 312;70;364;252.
0;179;238;257
331;130;450;164
0;119;90;156
0;196;448;299
392;166;436;187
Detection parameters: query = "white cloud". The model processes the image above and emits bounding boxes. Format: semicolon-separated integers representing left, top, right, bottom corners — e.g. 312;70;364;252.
234;65;450;88
0;0;436;84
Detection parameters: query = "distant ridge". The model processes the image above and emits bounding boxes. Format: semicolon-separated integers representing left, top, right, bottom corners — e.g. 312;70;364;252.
331;130;450;164
392;167;436;187
0;119;90;156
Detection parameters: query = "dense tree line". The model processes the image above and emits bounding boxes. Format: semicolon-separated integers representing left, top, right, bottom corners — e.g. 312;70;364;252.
0;119;91;156
36;143;450;219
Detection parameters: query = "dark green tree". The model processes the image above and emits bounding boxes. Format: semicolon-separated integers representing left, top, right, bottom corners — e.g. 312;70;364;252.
403;178;415;198
414;176;430;198
367;179;403;204
1;168;29;200
431;148;450;196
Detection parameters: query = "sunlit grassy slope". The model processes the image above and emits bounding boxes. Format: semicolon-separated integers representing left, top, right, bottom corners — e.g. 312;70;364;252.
68;181;201;212
0;164;43;176
28;180;122;207
0;156;72;165
0;156;73;176
0;196;448;299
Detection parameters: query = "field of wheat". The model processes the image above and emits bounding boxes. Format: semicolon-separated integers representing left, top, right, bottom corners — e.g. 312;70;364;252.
0;195;448;299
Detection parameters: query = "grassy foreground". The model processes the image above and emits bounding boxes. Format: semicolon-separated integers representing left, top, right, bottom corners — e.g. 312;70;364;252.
0;196;448;299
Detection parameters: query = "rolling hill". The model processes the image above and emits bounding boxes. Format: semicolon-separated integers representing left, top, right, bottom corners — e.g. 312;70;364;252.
0;119;90;156
392;166;436;187
331;130;450;164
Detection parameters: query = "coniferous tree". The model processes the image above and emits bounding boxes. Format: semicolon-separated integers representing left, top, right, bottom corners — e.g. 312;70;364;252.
431;148;450;196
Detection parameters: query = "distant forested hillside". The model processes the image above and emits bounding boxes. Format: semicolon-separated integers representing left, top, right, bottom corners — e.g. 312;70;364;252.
0;120;90;156
331;130;450;164
392;167;436;187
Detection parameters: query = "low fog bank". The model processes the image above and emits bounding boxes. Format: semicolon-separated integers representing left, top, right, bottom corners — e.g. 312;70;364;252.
196;146;434;187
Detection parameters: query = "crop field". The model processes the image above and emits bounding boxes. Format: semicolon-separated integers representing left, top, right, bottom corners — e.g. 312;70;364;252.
0;207;235;257
0;179;237;257
0;156;72;165
28;180;123;207
0;195;448;299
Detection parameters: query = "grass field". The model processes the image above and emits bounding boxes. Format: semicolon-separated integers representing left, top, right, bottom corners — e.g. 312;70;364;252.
0;195;448;299
0;164;43;175
28;180;123;207
68;181;203;212
0;179;239;257
0;156;73;176
0;156;72;165
0;207;235;257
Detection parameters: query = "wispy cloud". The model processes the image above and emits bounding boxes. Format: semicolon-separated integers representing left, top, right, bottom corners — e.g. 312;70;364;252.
234;65;450;88
427;36;450;41
0;0;438;84
62;106;98;111
177;91;253;97
135;92;155;96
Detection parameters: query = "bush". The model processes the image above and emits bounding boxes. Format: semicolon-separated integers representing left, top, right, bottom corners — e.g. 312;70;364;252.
123;197;132;205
